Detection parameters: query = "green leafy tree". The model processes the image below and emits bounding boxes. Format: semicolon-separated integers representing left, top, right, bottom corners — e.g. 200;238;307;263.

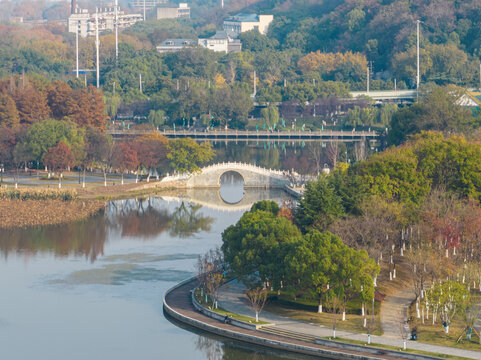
286;231;343;313
331;244;379;321
239;30;279;52
294;175;345;233
148;109;166;128
222;207;302;290
167;137;214;173
18;119;85;164
250;200;279;215
260;104;279;128
426;280;469;334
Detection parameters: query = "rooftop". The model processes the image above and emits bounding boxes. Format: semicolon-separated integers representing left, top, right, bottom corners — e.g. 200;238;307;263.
158;38;195;47
209;30;229;39
224;13;259;22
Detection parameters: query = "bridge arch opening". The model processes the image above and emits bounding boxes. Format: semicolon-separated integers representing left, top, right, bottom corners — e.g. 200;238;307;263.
219;171;245;204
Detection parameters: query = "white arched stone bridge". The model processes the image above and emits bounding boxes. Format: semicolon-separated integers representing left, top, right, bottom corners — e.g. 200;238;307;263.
159;162;291;188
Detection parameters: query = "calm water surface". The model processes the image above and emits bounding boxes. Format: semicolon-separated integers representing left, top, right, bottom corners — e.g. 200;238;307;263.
0;187;315;360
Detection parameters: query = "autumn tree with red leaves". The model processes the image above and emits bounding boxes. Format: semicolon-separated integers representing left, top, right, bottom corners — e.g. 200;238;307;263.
71;85;107;130
133;133;169;182
44;141;74;188
47;80;78;120
12;86;50;125
0;92;20;128
111;142;139;184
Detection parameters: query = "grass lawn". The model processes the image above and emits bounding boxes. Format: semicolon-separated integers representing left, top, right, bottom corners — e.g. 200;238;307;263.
264;297;383;336
329;337;473;360
193;288;268;325
260;254;420;337
407;293;481;352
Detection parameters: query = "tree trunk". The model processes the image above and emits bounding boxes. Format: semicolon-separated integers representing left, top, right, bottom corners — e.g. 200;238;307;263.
104;170;107;187
318;296;323;313
82;168;86;188
255;312;259;322
121;173;124;185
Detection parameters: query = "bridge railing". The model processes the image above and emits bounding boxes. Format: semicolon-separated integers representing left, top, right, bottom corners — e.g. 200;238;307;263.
107;129;379;138
159;162;291;184
199;162;286;177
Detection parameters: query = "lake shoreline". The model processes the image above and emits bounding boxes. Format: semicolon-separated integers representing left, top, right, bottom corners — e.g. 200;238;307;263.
0;183;176;229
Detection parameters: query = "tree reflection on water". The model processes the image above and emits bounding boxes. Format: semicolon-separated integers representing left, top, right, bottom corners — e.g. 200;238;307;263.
0;197;214;262
0;213;108;263
168;202;214;238
195;335;314;360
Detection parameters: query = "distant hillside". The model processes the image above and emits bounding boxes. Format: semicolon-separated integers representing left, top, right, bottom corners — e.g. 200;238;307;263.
191;0;481;84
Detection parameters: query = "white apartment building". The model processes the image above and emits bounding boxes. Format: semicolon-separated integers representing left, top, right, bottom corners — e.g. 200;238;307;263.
223;13;273;38
157;3;190;19
198;31;241;53
68;7;143;38
131;0;167;11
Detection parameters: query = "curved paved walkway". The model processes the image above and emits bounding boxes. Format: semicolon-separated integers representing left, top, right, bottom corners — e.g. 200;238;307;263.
164;279;403;360
218;281;481;360
380;287;415;338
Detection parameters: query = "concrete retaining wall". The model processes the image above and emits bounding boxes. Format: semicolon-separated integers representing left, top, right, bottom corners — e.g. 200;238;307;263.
163;278;443;360
190;289;261;331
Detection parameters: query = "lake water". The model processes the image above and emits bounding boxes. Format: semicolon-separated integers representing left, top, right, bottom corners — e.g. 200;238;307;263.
0;186;315;360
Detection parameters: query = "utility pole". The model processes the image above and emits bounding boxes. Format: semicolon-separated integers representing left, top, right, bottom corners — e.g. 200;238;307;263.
143;0;146;21
115;0;118;63
367;66;370;93
416;20;420;99
95;8;100;88
76;21;79;78
252;70;257;98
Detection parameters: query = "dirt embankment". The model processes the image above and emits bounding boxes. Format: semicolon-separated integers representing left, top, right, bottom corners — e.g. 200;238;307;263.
0;187;106;229
0;183;176;229
0;198;105;229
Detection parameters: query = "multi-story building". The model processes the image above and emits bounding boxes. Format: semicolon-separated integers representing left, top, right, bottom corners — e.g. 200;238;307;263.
223;13;274;38
131;0;167;12
156;38;196;53
198;31;241;53
68;7;143;38
157;3;190;19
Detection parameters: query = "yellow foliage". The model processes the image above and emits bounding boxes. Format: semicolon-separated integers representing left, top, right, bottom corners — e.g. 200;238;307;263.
30;40;69;61
297;50;367;74
213;73;226;87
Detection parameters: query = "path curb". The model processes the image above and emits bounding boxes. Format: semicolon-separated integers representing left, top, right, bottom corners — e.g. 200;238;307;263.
163;277;444;360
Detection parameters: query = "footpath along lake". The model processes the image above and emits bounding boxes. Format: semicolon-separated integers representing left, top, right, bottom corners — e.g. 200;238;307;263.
0;183;317;360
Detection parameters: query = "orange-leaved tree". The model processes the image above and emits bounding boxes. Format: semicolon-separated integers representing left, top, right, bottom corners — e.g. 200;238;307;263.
43;141;74;188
